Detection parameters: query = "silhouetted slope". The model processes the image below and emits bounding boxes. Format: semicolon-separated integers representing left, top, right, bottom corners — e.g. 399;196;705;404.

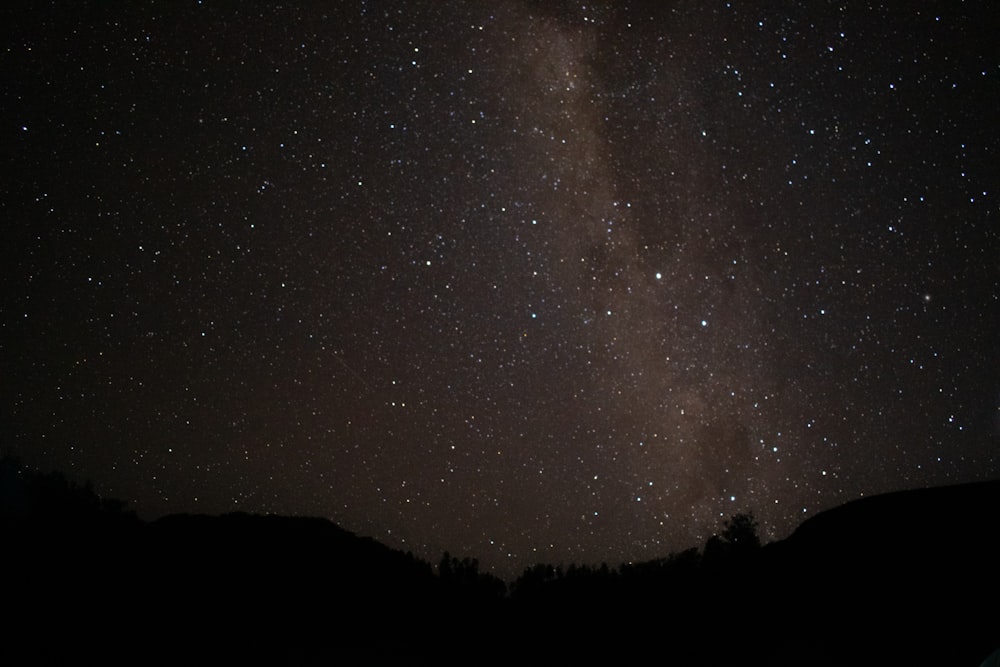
502;481;1000;666
138;513;445;664
3;455;997;666
4;510;451;665
762;480;1000;666
785;479;1000;552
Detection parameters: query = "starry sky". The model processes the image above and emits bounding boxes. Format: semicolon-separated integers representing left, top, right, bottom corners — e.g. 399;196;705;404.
3;0;997;577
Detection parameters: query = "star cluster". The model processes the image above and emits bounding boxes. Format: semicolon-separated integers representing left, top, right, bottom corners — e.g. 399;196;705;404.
3;1;997;577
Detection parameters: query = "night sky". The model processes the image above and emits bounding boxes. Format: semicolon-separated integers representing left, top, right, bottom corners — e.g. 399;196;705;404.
3;1;997;578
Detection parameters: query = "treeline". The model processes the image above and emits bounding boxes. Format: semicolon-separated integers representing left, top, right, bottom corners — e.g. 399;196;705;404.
0;453;136;528
2;456;997;666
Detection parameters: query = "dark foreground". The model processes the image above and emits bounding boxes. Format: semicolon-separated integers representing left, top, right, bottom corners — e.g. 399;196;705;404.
3;459;998;666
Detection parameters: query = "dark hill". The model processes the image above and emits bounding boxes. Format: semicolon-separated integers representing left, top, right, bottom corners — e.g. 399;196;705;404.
3;455;997;666
760;480;1000;666
783;478;1000;556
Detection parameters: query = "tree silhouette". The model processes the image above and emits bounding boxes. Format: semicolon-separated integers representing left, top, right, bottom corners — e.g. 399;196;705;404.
721;512;760;550
438;551;506;601
704;512;761;569
0;454;136;530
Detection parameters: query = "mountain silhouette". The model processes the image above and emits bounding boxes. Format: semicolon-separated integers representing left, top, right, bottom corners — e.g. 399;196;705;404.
760;480;1000;666
2;456;997;665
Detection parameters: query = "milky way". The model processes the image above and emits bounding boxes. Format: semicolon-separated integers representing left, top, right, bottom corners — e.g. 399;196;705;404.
3;1;997;577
